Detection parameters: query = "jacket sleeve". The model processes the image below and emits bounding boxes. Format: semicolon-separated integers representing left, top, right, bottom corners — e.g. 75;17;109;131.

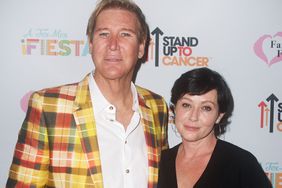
6;92;49;187
160;98;169;151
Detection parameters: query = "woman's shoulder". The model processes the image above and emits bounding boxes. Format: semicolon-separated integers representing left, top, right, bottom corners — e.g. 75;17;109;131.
215;140;272;187
161;143;181;160
216;139;258;162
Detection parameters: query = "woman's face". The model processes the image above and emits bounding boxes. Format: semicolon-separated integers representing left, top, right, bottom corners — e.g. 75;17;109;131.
174;89;224;143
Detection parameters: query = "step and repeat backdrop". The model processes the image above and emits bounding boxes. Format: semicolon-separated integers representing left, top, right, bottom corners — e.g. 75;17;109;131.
0;0;281;187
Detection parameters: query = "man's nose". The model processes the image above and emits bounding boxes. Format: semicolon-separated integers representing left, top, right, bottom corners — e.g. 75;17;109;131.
109;36;119;51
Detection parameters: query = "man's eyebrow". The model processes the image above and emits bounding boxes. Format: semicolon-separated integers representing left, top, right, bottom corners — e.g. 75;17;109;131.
94;27;109;32
94;27;137;34
120;28;137;33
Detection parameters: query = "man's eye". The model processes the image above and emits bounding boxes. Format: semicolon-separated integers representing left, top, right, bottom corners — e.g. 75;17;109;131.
99;32;109;37
120;32;131;37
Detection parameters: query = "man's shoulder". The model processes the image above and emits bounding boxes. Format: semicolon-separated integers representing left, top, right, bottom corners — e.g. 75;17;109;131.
136;85;164;101
37;82;79;97
32;74;90;101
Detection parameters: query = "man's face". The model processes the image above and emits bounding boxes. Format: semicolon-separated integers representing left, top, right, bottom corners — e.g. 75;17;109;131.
90;9;145;81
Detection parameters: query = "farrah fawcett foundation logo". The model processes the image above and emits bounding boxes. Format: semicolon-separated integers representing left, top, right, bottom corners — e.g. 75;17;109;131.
254;32;282;67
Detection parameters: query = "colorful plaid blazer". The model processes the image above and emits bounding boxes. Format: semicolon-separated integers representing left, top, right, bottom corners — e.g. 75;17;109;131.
7;74;168;188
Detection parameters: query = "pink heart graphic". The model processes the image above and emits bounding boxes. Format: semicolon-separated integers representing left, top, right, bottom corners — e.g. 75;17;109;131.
253;32;282;67
20;91;33;113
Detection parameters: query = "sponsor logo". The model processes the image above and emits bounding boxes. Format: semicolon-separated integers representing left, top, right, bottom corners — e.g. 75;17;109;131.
254;32;282;67
148;27;210;67
20;91;33;113
21;28;89;56
258;94;282;133
263;162;282;188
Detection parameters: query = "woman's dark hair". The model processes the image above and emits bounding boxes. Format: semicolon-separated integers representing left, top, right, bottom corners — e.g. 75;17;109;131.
170;67;234;137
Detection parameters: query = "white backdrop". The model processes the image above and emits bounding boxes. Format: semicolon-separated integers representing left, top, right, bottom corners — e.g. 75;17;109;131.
1;0;281;187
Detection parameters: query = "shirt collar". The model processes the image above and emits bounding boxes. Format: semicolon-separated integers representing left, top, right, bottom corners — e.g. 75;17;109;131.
88;71;139;115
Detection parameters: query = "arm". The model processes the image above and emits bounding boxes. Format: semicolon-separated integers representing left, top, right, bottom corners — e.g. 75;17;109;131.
7;92;49;187
240;154;273;188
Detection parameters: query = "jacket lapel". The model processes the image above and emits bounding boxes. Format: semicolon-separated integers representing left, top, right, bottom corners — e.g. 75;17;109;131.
73;74;103;188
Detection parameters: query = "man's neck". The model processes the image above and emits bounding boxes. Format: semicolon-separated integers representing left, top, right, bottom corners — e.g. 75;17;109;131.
94;74;132;105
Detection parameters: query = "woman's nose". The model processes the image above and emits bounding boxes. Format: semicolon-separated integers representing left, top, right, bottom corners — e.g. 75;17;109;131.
189;108;199;122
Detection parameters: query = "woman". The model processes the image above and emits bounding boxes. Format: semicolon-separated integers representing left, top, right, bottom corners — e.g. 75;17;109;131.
158;68;272;188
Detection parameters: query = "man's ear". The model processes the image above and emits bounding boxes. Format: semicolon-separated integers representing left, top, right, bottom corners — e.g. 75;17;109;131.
89;41;93;54
138;40;145;59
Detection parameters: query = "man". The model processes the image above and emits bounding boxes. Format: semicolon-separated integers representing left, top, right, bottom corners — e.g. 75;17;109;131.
6;0;168;187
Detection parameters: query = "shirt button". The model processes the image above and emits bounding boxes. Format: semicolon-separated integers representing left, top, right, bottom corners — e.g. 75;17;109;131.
125;140;127;144
126;169;130;173
109;106;114;110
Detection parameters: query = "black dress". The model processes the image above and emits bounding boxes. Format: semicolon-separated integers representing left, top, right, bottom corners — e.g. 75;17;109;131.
157;139;272;188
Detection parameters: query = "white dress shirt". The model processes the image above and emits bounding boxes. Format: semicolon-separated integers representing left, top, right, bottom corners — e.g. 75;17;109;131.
88;73;148;188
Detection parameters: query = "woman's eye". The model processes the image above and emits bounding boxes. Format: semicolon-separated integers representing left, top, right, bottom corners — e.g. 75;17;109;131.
202;106;212;111
182;103;190;108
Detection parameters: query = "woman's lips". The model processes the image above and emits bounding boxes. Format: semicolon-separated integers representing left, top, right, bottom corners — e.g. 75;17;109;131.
184;125;199;131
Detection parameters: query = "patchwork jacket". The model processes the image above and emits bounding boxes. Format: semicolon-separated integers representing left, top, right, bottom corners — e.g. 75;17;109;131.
7;74;168;188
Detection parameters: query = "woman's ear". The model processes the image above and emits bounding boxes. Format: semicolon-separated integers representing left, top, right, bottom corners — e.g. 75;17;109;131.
216;113;225;124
